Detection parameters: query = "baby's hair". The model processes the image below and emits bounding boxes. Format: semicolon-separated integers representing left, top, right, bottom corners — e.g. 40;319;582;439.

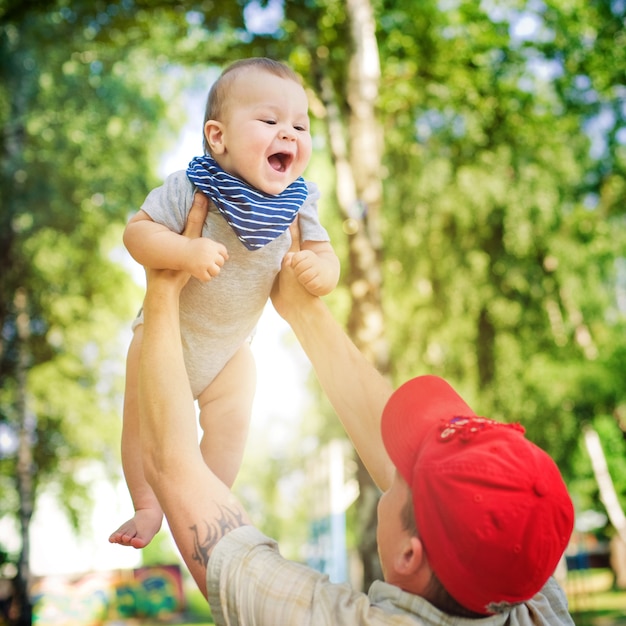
202;57;302;154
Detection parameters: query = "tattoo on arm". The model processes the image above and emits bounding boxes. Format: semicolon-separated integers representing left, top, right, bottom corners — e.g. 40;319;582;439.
190;504;246;567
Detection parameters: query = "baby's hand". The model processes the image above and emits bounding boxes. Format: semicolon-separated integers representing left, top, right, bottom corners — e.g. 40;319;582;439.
182;237;228;282
290;250;327;296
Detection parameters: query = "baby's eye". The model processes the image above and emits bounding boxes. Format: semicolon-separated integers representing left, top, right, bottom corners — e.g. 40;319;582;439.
262;119;277;125
294;125;308;132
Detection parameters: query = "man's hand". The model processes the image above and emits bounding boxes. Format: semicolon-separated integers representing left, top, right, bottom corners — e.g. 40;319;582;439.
272;217;394;492
181;193;228;282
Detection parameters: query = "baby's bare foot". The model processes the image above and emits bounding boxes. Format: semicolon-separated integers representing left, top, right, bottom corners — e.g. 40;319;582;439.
109;509;163;549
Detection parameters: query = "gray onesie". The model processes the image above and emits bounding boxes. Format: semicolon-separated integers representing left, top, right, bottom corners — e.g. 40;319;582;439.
135;170;330;398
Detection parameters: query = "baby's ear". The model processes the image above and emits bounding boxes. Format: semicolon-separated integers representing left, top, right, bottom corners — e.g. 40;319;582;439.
204;120;225;154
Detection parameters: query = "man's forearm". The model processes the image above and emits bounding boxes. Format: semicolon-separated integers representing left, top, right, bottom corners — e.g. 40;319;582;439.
139;279;197;468
139;273;250;596
282;294;394;491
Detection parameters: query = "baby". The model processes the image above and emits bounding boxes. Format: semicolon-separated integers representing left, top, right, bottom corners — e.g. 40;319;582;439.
110;57;340;548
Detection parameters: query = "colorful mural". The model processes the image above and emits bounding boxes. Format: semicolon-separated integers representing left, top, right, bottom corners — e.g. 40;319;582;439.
30;564;184;625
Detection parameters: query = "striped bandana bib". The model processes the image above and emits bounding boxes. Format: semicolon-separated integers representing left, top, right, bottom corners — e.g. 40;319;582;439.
186;155;308;250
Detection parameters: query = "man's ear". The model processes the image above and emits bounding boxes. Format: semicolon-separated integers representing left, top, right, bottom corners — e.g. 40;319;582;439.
204;120;225;155
394;535;424;576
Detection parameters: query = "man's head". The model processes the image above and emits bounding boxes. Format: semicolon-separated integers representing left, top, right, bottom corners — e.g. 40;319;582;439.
202;58;311;195
380;375;574;616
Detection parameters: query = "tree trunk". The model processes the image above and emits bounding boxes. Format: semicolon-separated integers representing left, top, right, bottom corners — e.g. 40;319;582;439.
319;0;388;590
2;25;35;624
583;426;626;547
13;288;34;626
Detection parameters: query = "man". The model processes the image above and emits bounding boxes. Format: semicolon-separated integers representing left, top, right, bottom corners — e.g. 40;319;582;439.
137;193;575;624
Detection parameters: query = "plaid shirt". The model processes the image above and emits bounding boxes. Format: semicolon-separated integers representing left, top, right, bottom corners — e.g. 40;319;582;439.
206;526;574;625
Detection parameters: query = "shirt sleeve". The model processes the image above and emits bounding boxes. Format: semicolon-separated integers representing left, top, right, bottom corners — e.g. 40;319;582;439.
140;170;195;234
299;181;331;243
207;526;406;626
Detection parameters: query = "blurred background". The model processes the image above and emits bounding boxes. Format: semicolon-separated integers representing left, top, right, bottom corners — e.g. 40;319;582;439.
1;0;625;624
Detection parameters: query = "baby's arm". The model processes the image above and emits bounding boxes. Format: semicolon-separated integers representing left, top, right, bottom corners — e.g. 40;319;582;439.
289;240;340;297
124;201;228;283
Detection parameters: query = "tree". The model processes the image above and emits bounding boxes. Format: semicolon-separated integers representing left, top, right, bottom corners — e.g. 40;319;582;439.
583;426;626;546
378;0;625;455
277;0;624;585
2;3;625;617
0;3;179;621
273;0;389;587
105;0;626;587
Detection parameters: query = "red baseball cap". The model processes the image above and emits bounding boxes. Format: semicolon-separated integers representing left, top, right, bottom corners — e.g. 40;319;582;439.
381;375;574;615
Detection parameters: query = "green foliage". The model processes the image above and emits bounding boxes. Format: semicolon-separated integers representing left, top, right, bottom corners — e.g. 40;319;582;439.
184;584;214;621
1;0;625;588
377;1;626;492
0;2;168;525
141;530;180;567
145;0;626;537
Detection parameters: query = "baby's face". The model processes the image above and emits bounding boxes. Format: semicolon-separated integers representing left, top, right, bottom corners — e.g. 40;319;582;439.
206;69;312;195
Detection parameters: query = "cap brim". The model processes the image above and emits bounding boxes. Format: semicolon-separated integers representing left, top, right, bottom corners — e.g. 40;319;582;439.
381;375;476;485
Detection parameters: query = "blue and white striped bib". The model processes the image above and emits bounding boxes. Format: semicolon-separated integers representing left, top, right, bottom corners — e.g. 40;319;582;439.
187;155;308;250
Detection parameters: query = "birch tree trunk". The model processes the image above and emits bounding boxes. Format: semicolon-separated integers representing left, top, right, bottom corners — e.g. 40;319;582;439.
583;426;626;546
14;288;34;626
317;0;388;589
3;35;34;624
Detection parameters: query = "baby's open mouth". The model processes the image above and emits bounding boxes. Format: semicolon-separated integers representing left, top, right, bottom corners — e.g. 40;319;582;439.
268;152;293;172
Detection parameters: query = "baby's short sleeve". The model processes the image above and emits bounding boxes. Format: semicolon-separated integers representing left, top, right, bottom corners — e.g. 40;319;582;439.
141;170;195;233
299;181;331;243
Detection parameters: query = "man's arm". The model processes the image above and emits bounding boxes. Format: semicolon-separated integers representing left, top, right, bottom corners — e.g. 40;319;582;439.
271;226;395;492
138;193;250;597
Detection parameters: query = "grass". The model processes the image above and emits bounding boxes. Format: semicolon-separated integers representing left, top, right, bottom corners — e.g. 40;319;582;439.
565;569;626;626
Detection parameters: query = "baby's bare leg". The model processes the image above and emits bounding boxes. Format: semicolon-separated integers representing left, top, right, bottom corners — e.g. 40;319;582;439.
197;343;256;487
109;325;163;549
